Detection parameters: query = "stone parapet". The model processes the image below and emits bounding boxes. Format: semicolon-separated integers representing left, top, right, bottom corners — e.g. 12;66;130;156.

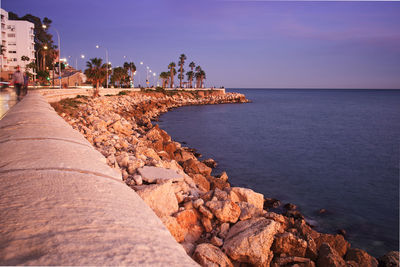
0;92;197;266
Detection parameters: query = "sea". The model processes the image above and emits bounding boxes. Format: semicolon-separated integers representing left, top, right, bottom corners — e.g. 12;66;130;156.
157;88;400;257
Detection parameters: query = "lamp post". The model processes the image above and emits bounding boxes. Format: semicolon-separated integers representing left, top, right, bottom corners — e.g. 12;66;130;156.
96;45;109;88
153;72;157;87
139;61;144;87
42;25;61;89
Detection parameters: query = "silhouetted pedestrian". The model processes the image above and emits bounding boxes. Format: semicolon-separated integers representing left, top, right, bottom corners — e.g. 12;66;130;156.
11;66;24;101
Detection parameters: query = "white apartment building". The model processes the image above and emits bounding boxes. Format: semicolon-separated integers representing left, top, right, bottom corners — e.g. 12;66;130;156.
1;8;35;78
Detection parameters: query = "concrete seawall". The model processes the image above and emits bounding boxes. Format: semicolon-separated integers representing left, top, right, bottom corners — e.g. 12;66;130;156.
0;92;198;265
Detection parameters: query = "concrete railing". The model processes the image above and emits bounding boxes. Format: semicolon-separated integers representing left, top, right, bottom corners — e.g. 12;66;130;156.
0;92;197;266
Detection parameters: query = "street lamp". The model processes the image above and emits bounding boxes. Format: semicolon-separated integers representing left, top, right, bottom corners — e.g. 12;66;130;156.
153;72;156;87
42;24;61;89
96;44;109;88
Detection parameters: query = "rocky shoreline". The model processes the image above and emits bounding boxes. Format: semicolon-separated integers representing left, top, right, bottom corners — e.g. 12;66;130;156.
52;90;398;267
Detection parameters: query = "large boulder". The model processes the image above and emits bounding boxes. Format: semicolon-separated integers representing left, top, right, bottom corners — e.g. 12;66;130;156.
344;248;378;267
161;216;186;243
182;159;212;176
271;232;308;257
193;243;233;267
206;200;241;223
317;243;346;267
135;181;178;217
230;187;264;210
137;166;184;184
223;217;280;266
315;233;350;257
191;174;210;192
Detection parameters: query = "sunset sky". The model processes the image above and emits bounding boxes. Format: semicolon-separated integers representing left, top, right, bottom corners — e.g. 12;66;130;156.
3;0;400;89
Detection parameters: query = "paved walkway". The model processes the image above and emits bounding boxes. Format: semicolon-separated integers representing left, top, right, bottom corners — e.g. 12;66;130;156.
0;92;197;266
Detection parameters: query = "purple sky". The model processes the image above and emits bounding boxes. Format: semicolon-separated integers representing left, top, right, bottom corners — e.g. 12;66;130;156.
2;0;400;88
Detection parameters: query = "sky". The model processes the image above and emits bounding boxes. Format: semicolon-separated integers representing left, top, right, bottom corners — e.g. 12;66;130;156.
2;0;400;89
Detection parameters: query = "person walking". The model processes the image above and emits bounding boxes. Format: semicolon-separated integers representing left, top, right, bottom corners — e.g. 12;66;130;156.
12;66;24;101
23;72;29;97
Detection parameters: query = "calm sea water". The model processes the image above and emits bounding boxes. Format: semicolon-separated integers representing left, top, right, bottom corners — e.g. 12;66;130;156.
157;89;400;257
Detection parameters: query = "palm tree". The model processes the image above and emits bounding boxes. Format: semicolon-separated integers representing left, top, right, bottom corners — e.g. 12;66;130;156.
110;67;129;88
123;62;136;88
178;54;186;88
195;66;202;88
159;72;169;88
168;62;176;88
186;71;194;88
200;69;206;88
84;57;107;96
188;61;195;88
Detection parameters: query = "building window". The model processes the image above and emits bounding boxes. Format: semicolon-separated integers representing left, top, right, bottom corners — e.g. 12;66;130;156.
8;51;16;54
7;33;15;38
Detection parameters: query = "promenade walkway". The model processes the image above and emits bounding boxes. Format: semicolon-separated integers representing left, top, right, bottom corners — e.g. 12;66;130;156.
0;92;197;265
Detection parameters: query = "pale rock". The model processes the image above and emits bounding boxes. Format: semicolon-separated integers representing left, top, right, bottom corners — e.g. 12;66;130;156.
214;188;228;201
193;243;233;267
193;198;204;209
206;200;241;223
135;181;178;217
271;232;308;257
231;187;264;210
223;217;280;266
138;166;184;184
133;174;143;185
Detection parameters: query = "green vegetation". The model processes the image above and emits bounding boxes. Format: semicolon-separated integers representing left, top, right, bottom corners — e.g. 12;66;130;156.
84;58;108;97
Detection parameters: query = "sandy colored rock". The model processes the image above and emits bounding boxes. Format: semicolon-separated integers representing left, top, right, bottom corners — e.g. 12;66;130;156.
213;188;228;201
176;209;200;230
193;198;204;209
201;217;213;233
271;256;315;267
198;205;214;219
344;248;378;267
182;158;212;176
219;222;230;239
271;232;308;257
162;216;187;243
135;181;179;217
238;201;261;221
211;236;223;247
192;174;211;192
138;166;184;184
223;217;280;266
206;200;241;223
231;187;264;210
193;243;233;267
315;233;350;257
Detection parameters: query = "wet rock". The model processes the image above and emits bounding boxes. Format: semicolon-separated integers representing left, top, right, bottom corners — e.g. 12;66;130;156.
217;171;229;182
264;197;281;209
345;248;378;267
284;203;298;211
230;187;264;210
193;243;233;267
271;232;308;257
317;243;346;267
206;200;241;223
202;158;218;168
378;251;399;267
223;217;280;266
